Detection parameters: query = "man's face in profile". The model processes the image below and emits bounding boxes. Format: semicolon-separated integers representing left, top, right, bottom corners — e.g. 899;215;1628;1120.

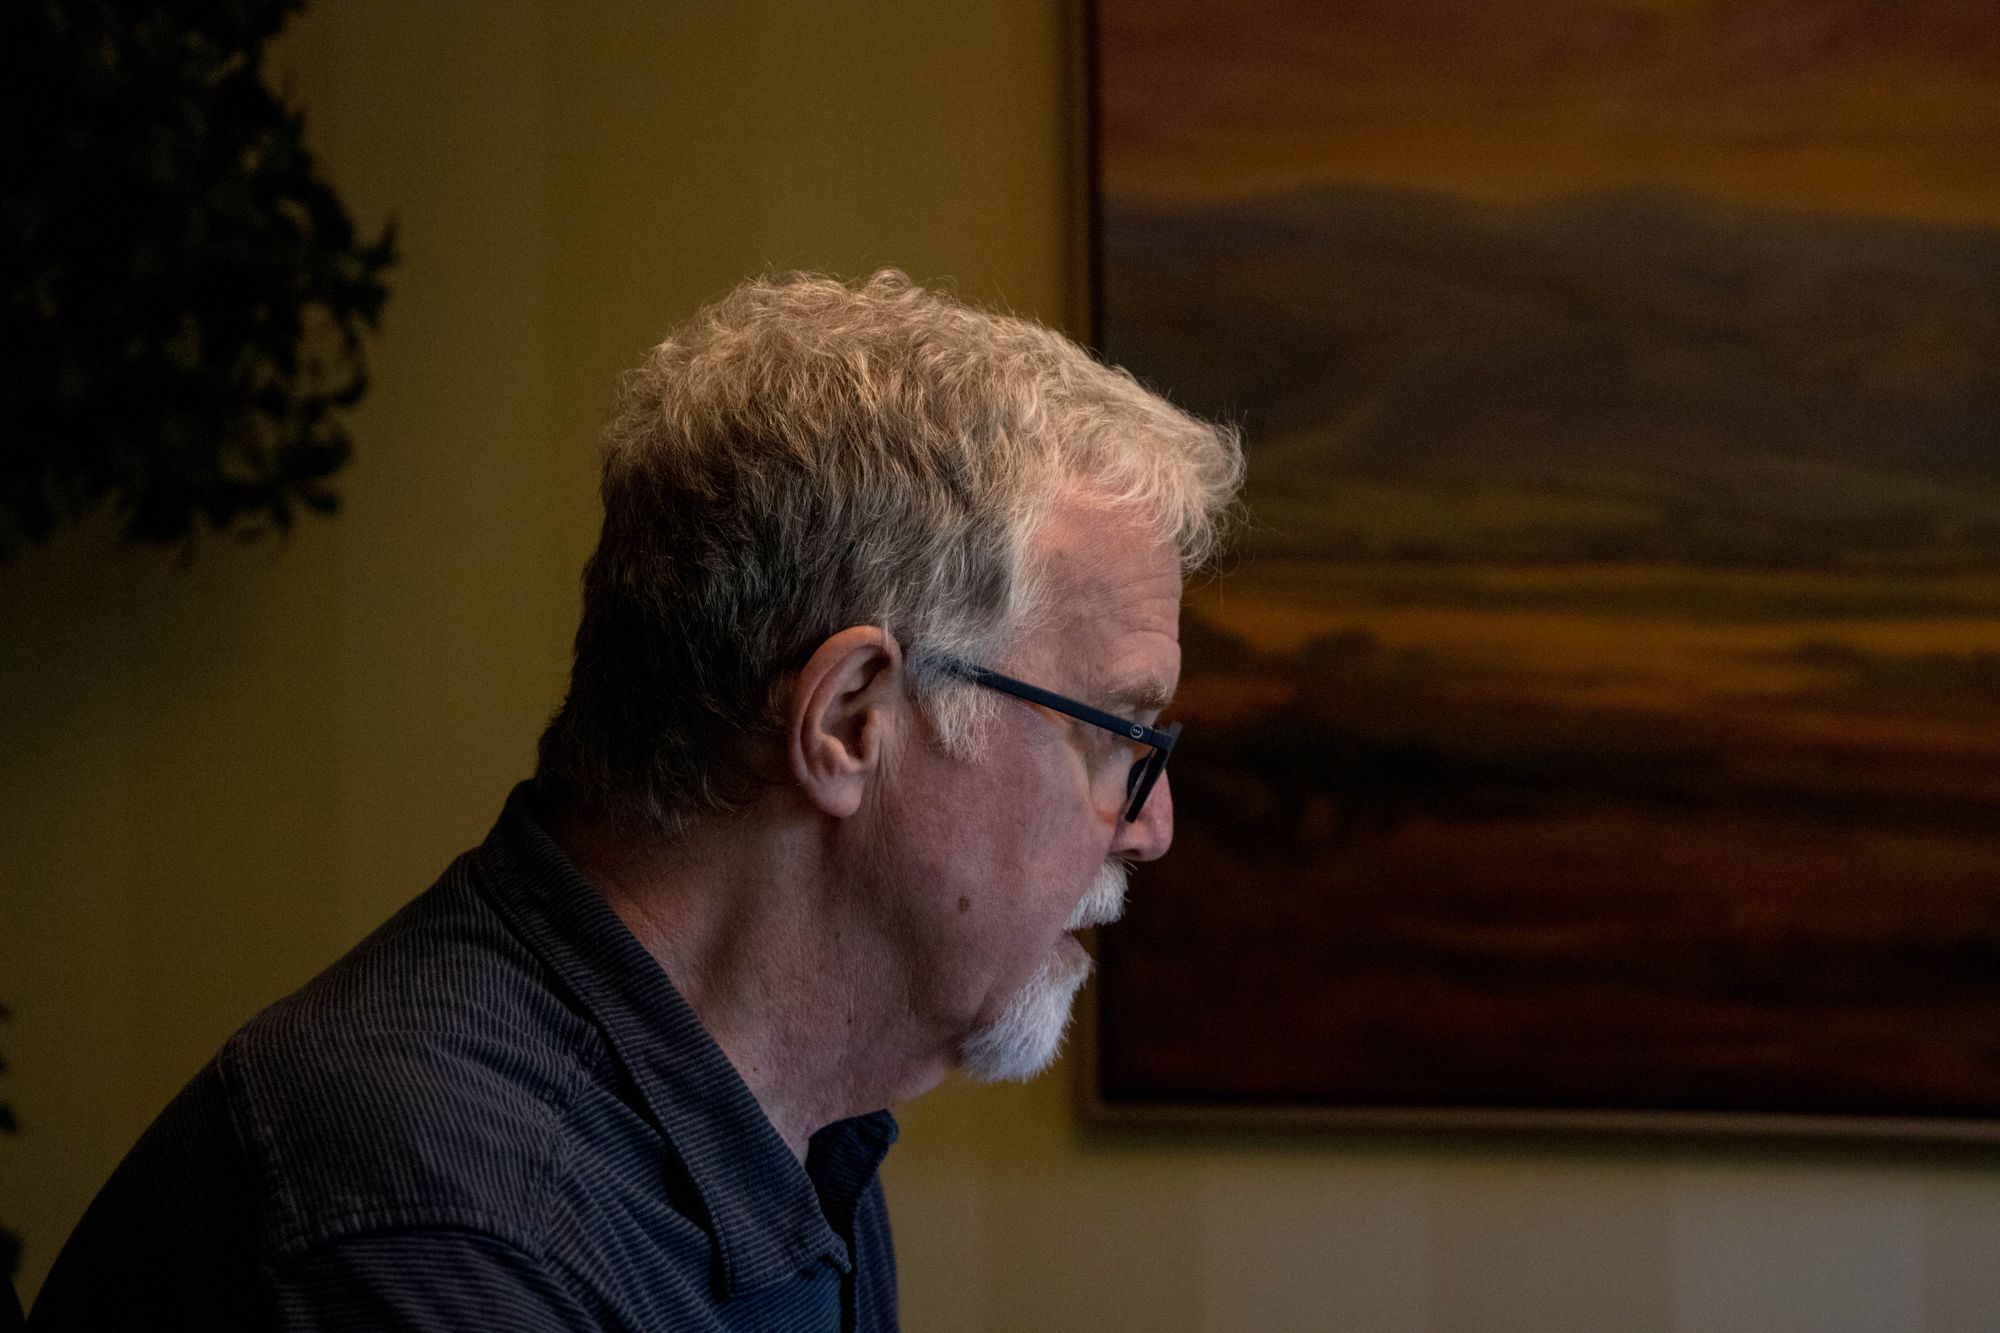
868;489;1182;1081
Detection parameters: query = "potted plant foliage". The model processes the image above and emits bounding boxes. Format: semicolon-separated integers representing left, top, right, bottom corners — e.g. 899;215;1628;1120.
1;0;395;561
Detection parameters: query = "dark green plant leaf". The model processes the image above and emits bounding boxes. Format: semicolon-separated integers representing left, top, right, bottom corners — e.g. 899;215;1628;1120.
0;0;396;563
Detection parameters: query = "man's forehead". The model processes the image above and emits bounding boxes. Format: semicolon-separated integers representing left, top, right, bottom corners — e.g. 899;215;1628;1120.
1036;500;1181;603
1024;484;1185;698
1079;607;1182;704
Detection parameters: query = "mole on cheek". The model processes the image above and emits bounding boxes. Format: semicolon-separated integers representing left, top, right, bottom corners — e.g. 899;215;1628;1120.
957;896;972;913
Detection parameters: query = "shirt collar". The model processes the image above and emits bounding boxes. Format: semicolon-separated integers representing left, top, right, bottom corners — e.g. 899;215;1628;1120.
468;781;898;1300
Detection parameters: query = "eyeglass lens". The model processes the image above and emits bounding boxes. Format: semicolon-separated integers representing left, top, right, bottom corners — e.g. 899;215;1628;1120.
1121;721;1181;822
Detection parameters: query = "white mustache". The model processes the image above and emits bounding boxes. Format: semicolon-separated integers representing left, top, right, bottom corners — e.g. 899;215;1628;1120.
1065;860;1131;931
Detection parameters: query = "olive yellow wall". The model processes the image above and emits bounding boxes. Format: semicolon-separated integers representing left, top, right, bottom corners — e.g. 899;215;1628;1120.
4;2;1999;1326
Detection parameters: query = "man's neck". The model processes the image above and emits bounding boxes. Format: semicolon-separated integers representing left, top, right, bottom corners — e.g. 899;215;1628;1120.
548;805;948;1161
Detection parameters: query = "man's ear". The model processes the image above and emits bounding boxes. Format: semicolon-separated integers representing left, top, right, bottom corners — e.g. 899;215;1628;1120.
787;626;905;819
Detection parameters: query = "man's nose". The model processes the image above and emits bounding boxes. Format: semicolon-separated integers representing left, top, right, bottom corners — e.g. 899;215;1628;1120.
1112;771;1173;862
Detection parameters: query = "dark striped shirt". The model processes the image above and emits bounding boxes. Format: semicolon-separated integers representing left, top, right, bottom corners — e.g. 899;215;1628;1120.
31;782;899;1331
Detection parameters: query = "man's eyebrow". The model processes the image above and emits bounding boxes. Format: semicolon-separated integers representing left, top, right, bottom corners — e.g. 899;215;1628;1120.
1105;680;1174;714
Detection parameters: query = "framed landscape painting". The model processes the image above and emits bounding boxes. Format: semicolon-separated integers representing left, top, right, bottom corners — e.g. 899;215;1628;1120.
1084;0;2000;1133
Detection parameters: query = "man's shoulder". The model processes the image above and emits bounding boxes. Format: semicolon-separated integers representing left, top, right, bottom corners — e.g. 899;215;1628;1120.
216;866;605;1258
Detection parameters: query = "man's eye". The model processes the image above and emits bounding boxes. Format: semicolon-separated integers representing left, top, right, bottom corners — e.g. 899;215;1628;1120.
1114;732;1153;769
1086;730;1131;768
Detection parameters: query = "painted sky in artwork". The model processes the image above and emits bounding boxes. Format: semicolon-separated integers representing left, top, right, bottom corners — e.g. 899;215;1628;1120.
1100;0;2000;225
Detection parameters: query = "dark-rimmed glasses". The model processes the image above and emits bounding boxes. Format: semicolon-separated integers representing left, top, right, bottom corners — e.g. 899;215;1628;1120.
940;660;1180;823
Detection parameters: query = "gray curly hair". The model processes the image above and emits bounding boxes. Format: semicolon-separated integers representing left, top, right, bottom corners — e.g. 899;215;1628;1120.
535;270;1242;836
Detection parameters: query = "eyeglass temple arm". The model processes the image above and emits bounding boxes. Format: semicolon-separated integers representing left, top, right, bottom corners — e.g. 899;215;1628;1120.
943;661;1178;754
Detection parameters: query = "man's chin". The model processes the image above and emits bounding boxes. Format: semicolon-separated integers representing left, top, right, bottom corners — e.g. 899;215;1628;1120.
956;944;1093;1083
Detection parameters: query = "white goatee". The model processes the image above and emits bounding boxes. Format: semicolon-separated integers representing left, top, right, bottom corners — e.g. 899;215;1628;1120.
960;860;1131;1082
